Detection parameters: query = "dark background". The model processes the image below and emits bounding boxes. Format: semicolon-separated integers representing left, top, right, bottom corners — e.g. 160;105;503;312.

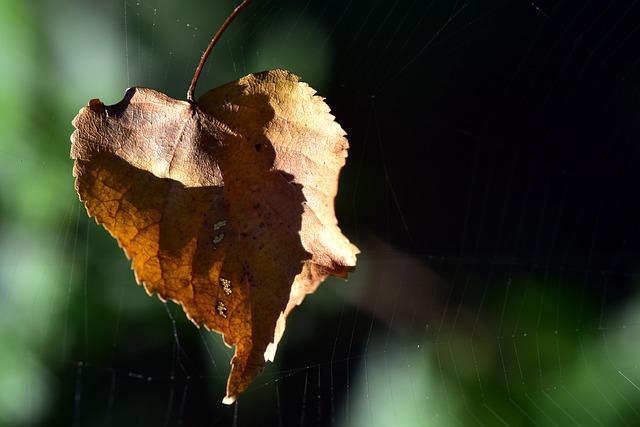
2;0;640;426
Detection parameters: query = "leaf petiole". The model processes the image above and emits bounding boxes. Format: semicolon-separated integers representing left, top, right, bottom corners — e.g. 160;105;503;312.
186;0;252;103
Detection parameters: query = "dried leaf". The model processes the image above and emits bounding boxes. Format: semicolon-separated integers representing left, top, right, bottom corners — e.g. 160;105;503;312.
70;69;358;403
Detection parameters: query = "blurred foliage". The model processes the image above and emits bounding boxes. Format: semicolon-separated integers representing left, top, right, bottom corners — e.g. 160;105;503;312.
346;277;640;427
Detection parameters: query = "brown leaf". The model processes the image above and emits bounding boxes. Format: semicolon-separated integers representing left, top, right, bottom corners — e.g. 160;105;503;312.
70;69;358;403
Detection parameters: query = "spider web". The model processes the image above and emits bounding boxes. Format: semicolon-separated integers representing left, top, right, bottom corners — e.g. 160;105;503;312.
2;0;640;426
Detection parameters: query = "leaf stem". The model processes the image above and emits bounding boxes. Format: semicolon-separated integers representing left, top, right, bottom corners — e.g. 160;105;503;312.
187;0;252;103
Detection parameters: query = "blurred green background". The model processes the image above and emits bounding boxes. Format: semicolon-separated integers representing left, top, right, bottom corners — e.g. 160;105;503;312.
2;0;640;425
